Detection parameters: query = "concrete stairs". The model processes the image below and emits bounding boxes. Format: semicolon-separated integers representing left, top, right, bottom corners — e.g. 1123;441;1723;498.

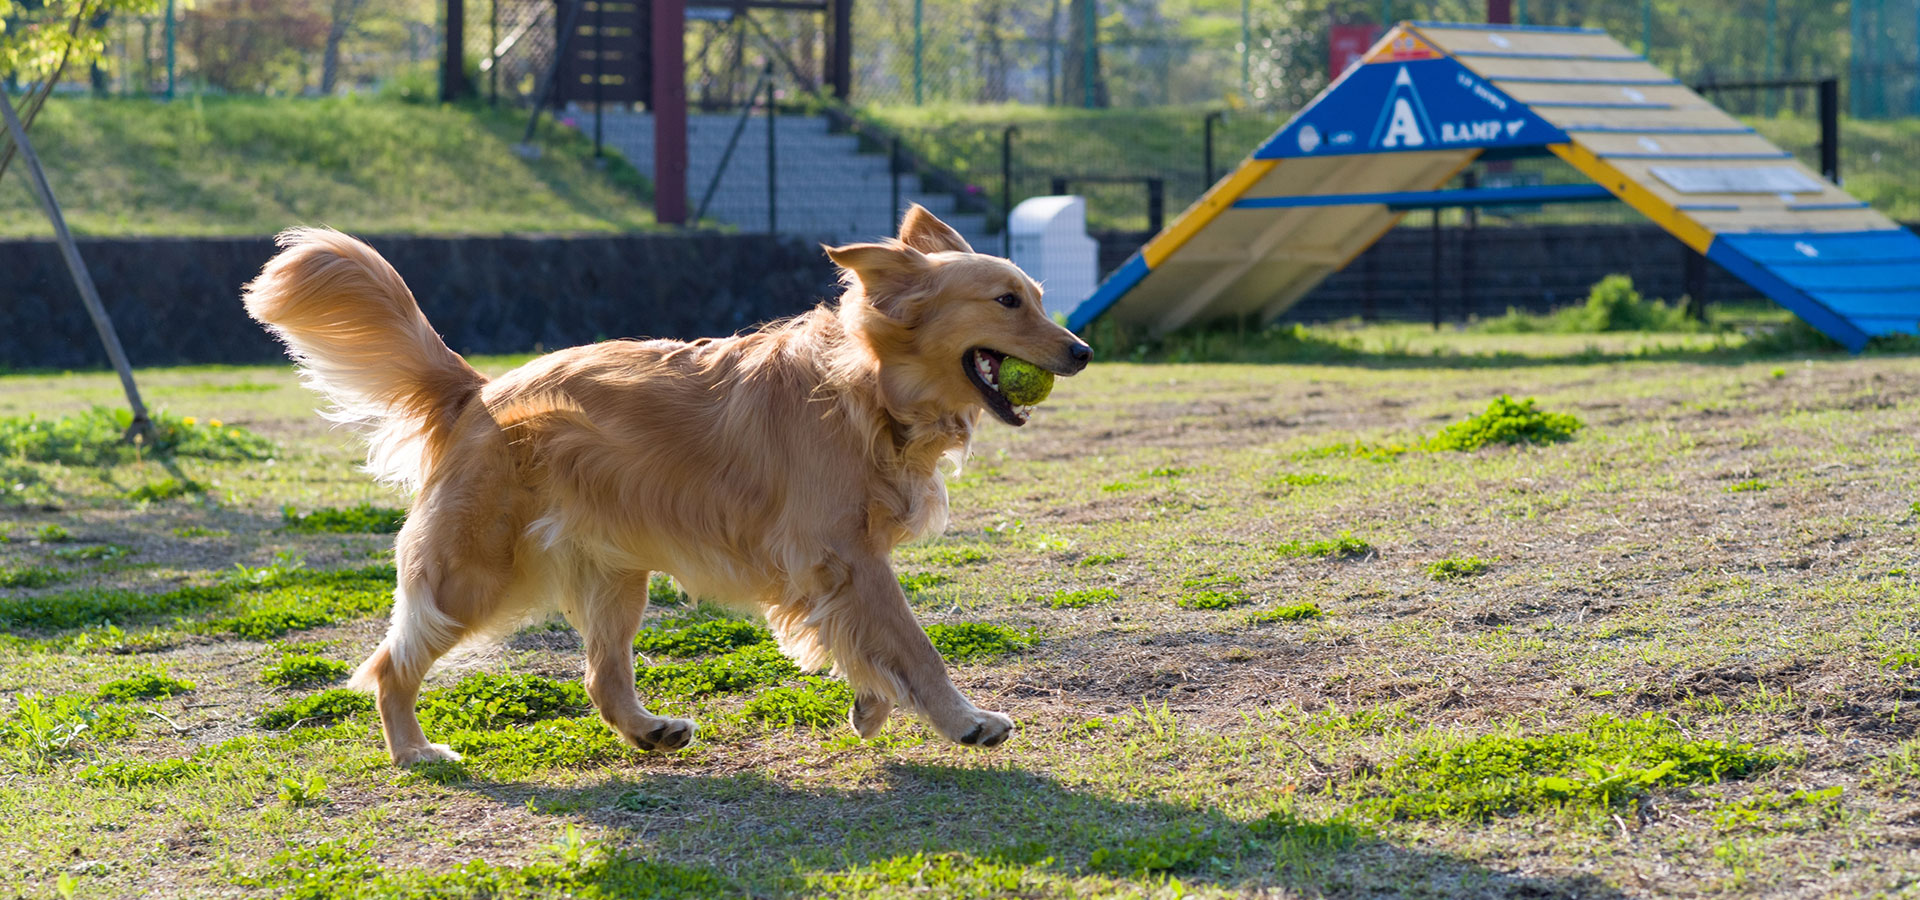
587;109;995;249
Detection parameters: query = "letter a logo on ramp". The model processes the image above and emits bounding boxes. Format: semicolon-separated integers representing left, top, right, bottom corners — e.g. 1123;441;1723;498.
1371;66;1433;149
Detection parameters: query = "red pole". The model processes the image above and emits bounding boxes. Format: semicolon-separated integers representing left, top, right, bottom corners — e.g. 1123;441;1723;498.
1487;0;1511;24
651;0;688;225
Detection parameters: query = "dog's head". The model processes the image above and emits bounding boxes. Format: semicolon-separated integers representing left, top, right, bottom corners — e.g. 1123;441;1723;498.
827;205;1092;427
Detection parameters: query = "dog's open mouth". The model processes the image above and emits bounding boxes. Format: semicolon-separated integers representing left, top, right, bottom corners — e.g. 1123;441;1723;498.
963;348;1034;427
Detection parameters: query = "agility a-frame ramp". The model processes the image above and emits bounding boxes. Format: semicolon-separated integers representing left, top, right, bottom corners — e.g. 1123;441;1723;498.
1069;21;1920;352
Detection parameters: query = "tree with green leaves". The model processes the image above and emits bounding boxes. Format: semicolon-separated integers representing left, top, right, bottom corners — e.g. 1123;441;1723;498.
1;0;163;178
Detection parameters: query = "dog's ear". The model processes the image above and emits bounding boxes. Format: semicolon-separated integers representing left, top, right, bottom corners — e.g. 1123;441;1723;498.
825;241;929;310
897;204;973;255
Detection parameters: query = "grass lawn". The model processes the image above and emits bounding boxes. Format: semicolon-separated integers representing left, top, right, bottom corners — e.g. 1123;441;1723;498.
0;97;656;238
2;326;1919;897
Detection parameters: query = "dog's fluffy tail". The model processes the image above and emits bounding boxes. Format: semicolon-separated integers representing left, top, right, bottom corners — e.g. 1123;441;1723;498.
244;228;485;490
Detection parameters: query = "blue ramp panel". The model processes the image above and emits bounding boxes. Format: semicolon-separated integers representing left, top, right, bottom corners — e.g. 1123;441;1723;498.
1707;231;1920;352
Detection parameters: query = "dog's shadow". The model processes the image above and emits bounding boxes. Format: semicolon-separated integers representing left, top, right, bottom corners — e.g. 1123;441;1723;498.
448;759;1627;898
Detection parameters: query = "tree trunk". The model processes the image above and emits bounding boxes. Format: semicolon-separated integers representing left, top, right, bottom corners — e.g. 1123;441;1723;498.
1063;0;1107;108
323;0;367;95
980;0;1007;102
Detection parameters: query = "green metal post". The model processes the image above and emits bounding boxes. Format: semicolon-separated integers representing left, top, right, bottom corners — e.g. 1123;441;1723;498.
1641;0;1651;55
912;0;923;105
1764;0;1777;115
1240;0;1249;100
1515;0;1525;26
1379;0;1389;27
1083;0;1096;109
163;0;175;100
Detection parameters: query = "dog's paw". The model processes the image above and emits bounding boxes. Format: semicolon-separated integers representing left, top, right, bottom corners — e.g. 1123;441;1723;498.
949;710;1014;748
849;693;894;739
626;717;697;752
393;743;463;766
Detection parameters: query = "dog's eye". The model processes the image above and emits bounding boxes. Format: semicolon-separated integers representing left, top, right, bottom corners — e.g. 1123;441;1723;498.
994;293;1021;309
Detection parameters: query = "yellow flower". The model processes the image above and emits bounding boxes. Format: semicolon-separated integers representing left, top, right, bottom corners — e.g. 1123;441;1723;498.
182;416;197;426
208;419;223;428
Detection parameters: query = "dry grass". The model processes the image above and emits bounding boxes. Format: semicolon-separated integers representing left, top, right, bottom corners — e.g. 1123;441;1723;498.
2;330;1918;898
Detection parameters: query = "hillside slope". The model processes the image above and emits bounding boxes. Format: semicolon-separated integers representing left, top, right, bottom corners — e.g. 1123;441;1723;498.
0;97;656;238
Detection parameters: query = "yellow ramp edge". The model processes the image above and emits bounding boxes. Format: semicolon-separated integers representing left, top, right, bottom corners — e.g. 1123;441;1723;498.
1141;159;1278;269
1548;142;1713;252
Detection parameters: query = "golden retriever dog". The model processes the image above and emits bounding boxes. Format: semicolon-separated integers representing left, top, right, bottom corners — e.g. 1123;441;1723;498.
243;206;1091;765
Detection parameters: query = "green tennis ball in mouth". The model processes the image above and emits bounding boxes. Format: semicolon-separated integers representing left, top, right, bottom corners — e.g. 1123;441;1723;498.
998;356;1055;406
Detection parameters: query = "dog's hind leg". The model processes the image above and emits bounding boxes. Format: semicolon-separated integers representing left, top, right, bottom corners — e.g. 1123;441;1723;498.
817;557;1013;748
352;466;523;766
572;570;696;752
353;558;511;766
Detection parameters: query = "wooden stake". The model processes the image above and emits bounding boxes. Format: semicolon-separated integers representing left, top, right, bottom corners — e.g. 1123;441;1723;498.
0;82;154;444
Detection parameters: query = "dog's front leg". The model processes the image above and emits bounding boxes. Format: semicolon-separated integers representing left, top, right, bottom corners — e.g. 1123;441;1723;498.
828;557;1013;748
577;570;696;752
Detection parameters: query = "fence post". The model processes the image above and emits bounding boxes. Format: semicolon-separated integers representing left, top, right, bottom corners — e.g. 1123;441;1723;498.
593;0;604;159
1002;125;1017;256
889;137;902;226
651;0;688;225
1146;177;1164;234
767;63;777;233
1082;0;1096;109
489;0;499;105
1819;77;1840;183
1640;0;1651;55
1460;171;1475;322
912;0;924;105
1429;207;1442;330
1239;0;1249;100
163;0;175;99
1203;110;1222;185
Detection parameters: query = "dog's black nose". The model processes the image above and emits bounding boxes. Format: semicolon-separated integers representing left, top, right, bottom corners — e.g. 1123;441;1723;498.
1070;343;1092;365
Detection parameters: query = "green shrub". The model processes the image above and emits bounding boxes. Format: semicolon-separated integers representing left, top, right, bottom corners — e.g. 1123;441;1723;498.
1088;824;1217;875
1;692;138;762
924;546;990;565
1475;275;1699;334
0;565;67;589
50;543;133;563
281;503;406;534
1274;533;1373;559
898;572;952;593
259;654;353;689
125;477;207;502
637;643;801;698
1246;603;1322;624
418;673;590;731
33;524;70;543
0;584;229;631
1349;713;1778;822
1178;589;1249;610
256;689;374;729
1427;556;1494;581
1427;396;1583;452
79;758;205;786
0;408;275;465
925;622;1033;664
1726;479;1771;493
1043;588;1119;609
633;619;772;657
1079;552;1126;566
740;677;852;728
97;670;195;701
445;716;630;774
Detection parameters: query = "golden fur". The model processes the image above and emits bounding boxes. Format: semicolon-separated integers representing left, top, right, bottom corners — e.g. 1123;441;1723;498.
243;207;1091;764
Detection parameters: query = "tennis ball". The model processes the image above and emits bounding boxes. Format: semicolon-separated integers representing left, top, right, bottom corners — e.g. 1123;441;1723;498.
998;356;1054;406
